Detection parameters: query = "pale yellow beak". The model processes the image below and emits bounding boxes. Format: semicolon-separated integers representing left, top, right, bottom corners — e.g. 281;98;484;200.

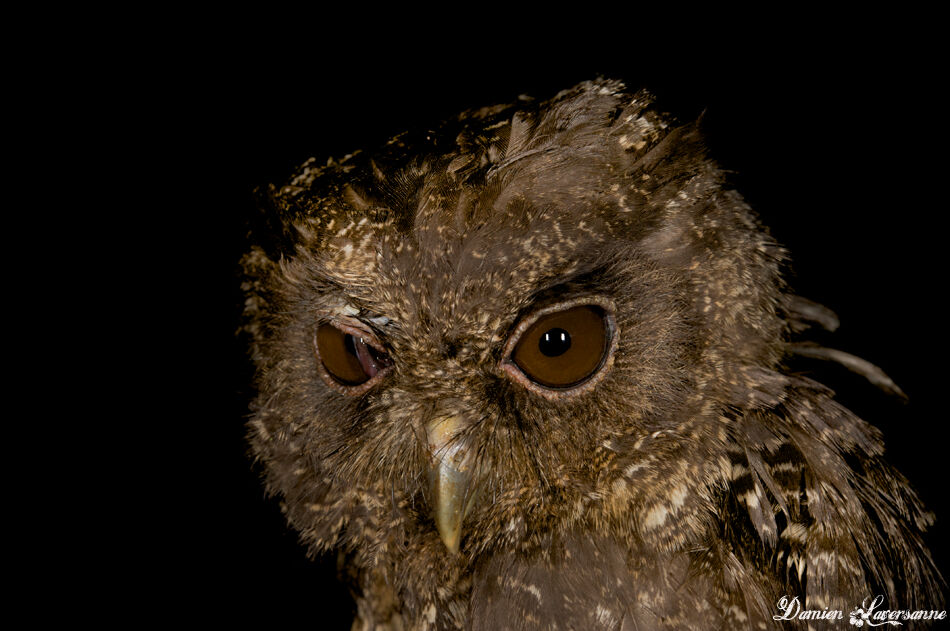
426;415;474;554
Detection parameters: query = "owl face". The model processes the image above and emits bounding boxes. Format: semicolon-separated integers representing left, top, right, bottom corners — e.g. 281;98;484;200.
302;221;690;552
246;80;786;562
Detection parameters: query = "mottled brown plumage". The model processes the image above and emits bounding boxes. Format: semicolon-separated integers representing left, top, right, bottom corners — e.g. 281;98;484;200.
241;79;942;629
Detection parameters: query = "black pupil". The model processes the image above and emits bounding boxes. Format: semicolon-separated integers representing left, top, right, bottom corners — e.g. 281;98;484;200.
344;334;358;356
539;328;571;357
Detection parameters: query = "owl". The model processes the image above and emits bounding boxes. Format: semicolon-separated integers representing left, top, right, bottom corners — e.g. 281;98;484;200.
241;79;942;630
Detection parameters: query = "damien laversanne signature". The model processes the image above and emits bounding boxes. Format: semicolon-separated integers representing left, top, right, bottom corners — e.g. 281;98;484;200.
774;596;947;626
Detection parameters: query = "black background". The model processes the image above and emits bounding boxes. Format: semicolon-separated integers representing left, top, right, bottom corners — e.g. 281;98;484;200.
132;23;947;627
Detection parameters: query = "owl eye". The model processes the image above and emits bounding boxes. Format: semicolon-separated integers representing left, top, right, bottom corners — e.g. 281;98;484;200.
315;323;392;389
507;304;613;390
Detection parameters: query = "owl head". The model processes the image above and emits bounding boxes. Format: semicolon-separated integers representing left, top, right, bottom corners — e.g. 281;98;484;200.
243;79;797;563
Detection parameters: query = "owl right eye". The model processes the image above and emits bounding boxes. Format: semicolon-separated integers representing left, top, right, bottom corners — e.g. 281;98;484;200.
501;299;617;397
315;323;392;391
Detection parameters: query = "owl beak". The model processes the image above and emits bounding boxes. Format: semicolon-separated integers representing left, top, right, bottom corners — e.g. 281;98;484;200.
426;415;474;554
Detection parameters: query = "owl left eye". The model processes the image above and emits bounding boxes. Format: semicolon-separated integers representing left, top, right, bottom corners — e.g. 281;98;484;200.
315;323;392;391
503;301;616;394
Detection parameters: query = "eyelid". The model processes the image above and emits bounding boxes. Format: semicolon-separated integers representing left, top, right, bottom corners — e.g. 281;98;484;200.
499;296;619;400
323;317;387;351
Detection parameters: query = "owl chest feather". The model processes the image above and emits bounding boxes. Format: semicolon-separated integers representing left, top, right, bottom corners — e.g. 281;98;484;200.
351;534;773;631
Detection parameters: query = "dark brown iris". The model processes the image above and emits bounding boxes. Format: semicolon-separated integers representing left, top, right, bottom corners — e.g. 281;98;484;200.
511;305;608;388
